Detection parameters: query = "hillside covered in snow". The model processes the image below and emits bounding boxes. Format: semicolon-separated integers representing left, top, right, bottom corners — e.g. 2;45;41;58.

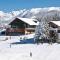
0;7;60;23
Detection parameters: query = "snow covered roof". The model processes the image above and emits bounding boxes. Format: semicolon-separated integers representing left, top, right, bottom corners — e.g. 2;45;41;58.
50;21;60;26
17;17;38;25
3;17;39;28
8;17;38;26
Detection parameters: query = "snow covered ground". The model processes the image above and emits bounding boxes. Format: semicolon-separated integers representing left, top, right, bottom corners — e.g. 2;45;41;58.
0;36;60;60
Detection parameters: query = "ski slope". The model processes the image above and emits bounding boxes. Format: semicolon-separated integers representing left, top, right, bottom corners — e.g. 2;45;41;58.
0;36;60;60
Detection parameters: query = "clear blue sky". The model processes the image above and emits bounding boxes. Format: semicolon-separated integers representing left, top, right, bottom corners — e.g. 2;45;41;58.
0;0;60;12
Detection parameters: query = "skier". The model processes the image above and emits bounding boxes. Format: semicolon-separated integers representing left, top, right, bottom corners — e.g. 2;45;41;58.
10;43;11;48
30;52;32;57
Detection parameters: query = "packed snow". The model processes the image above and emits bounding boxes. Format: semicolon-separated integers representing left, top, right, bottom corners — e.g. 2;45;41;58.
0;36;60;60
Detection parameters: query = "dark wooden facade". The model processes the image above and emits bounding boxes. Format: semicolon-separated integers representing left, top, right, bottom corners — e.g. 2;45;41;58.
6;18;36;36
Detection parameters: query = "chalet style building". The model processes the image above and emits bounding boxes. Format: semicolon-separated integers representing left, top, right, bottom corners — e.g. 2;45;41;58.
49;21;60;43
4;17;38;36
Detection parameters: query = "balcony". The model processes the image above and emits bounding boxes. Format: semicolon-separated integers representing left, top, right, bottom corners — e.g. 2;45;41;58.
6;28;25;33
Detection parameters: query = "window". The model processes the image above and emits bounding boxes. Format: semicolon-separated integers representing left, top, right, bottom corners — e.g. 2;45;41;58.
58;30;60;33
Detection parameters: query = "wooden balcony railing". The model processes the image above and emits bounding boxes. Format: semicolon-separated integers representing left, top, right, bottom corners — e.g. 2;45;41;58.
6;28;25;32
6;27;35;33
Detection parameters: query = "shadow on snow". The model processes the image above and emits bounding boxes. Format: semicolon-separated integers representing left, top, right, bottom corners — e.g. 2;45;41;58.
12;38;35;44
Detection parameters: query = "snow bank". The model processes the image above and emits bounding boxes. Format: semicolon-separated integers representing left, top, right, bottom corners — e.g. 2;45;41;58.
0;34;35;41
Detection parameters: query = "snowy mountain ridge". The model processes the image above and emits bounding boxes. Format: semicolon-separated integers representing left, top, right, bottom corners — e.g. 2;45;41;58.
0;7;60;24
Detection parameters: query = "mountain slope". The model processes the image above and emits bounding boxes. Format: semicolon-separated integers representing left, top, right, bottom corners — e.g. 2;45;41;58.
0;7;60;25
